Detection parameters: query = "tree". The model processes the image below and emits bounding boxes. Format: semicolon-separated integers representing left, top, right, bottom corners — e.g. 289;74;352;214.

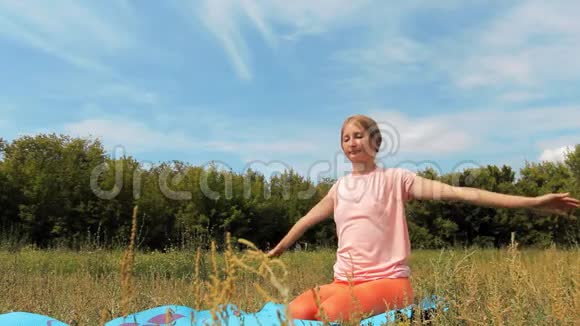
516;160;575;246
1;134;106;246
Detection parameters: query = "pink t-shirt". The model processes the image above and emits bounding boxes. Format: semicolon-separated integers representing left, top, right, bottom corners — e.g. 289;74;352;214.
328;167;416;282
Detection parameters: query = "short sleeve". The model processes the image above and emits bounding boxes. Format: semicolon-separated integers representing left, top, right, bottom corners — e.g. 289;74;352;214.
327;181;338;203
398;168;416;202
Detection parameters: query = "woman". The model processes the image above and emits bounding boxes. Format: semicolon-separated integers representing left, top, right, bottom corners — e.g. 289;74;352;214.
267;114;579;322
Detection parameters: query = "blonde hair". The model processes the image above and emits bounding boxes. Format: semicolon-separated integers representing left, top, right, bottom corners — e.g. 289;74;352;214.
341;115;382;153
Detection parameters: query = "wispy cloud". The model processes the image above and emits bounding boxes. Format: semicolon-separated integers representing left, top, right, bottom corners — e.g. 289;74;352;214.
5;1;578;178
239;0;276;45
190;0;370;80
63;101;580;167
332;1;580;104
59;108;341;178
455;1;580;90
369;105;580;156
457;55;535;89
369;110;474;154
333;36;430;90
64;119;194;153
0;0;137;73
261;0;370;39
63;117;324;158
0;2;160;108
196;0;254;80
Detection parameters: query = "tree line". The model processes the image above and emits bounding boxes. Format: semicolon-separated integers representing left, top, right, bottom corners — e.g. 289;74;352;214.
0;134;578;250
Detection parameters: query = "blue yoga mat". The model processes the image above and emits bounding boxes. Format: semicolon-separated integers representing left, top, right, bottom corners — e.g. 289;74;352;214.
0;296;445;325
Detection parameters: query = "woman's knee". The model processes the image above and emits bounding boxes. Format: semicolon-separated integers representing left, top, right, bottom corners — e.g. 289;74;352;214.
287;298;317;320
318;295;356;322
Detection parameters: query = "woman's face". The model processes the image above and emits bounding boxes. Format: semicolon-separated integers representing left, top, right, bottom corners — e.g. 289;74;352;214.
341;122;376;163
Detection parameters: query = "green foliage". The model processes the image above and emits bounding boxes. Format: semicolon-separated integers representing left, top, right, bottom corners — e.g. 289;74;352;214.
0;133;578;249
407;162;578;248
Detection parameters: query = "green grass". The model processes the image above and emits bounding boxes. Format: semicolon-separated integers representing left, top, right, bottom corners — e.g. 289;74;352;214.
0;246;578;325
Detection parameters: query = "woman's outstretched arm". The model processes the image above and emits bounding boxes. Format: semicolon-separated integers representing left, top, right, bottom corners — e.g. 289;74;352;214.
267;193;334;257
410;175;580;214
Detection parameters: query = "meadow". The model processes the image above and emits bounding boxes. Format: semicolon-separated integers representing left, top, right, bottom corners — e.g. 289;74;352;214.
0;240;577;325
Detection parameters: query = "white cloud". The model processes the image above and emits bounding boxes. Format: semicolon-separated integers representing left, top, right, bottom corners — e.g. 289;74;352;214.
330;1;580;102
61;102;580;176
63;117;325;159
539;146;571;163
231;104;579;175
0;1;137;73
333;36;429;89
66;103;580;160
239;0;276;46
64;119;194;153
536;136;579;163
192;0;370;80
0;2;165;106
369;105;580;156
369;110;474;154
481;1;580;48
455;0;580;89
457;55;535;89
262;0;370;38
197;0;253;80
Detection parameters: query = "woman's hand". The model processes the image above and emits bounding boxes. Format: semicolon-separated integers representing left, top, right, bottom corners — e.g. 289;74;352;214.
531;193;579;215
267;246;285;258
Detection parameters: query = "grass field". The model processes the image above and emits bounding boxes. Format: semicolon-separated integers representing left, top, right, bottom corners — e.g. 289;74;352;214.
0;241;578;325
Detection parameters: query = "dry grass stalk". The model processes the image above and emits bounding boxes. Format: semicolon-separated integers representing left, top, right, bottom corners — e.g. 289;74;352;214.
120;205;138;316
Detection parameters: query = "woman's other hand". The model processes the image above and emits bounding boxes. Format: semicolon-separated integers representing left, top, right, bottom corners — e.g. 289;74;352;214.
531;193;580;215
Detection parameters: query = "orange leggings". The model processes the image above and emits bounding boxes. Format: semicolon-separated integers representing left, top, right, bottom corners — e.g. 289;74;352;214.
288;278;413;322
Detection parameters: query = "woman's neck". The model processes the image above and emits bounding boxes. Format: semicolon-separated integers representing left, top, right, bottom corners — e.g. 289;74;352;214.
350;161;377;175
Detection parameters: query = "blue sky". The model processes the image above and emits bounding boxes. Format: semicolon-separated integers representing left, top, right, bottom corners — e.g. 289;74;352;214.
1;0;579;180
